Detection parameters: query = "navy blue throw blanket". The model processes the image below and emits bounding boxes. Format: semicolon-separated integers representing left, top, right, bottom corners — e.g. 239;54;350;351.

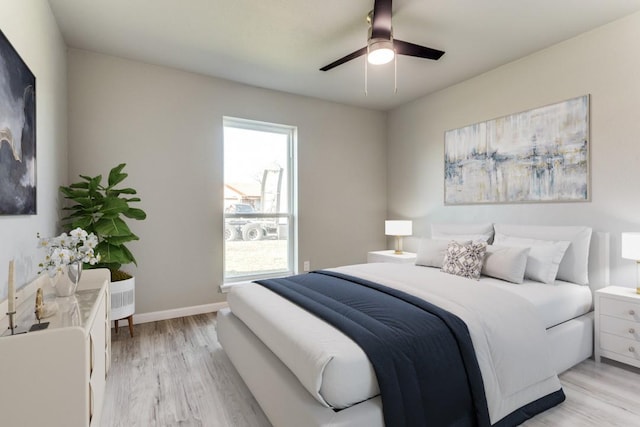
256;271;492;427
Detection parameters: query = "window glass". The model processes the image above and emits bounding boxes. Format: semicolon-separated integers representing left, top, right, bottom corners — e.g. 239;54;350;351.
223;118;296;281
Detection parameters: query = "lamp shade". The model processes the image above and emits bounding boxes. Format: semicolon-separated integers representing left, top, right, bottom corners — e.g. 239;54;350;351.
621;232;640;260
385;220;412;236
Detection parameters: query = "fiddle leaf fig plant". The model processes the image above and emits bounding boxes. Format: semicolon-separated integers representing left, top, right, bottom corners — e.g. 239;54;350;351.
59;163;147;281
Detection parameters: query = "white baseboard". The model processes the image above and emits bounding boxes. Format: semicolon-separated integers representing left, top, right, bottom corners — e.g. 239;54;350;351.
112;302;229;326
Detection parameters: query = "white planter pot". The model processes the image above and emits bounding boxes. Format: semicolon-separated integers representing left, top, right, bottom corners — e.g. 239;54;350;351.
110;276;135;320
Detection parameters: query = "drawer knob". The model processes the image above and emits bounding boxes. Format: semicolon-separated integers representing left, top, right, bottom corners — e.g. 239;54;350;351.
631;328;636;334
630;346;636;353
631;310;636;316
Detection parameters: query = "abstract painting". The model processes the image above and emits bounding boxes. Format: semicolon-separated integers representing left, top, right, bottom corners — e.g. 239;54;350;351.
0;29;36;215
444;95;589;205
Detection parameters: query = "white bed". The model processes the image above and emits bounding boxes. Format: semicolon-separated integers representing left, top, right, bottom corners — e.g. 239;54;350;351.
218;229;610;427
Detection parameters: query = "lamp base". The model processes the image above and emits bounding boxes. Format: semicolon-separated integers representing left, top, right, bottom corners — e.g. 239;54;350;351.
394;236;404;255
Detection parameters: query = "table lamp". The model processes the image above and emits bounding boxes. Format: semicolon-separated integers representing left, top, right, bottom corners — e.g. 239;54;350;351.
385;220;412;254
621;232;640;294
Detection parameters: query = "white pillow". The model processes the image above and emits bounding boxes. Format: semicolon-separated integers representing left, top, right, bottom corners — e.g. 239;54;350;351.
481;246;530;284
493;225;592;285
493;234;571;284
415;239;450;268
431;223;494;243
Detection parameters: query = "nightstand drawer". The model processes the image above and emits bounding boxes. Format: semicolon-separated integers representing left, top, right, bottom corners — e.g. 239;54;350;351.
600;315;640;341
600;333;640;361
600;297;640;322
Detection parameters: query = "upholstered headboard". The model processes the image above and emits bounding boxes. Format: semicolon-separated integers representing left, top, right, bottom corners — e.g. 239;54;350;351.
588;231;610;293
430;223;610;292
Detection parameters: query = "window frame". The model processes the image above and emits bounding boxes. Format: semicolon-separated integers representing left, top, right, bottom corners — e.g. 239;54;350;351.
222;116;297;284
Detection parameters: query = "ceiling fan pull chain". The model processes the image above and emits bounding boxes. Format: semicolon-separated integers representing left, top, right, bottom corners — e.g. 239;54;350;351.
394;51;398;94
365;46;369;96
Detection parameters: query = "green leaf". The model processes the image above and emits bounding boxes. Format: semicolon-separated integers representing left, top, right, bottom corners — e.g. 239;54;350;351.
60;187;89;199
79;175;94;182
96;242;133;265
108;163;127;187
107;188;137;195
71;216;94;229
89;175;102;192
124;208;147;220
120;244;137;266
95;217;132;237
107;234;139;246
69;182;90;189
100;197;129;217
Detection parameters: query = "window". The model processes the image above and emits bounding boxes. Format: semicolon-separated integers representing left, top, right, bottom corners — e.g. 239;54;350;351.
223;117;296;282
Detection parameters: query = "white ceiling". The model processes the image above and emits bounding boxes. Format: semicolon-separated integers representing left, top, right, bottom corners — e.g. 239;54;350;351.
48;0;640;111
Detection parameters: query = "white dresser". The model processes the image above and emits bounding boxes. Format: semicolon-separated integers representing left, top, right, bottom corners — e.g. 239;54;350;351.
0;269;111;427
594;286;640;368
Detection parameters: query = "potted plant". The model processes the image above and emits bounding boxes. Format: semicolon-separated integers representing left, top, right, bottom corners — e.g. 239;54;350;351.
59;163;147;336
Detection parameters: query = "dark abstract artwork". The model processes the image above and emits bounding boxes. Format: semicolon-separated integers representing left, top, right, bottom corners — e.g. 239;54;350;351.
0;29;36;215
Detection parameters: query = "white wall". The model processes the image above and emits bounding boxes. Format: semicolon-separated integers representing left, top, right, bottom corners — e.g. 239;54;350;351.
67;50;387;313
388;11;640;287
0;2;67;301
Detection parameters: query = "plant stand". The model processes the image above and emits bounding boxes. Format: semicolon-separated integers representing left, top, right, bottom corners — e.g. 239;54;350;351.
114;315;134;337
111;276;135;337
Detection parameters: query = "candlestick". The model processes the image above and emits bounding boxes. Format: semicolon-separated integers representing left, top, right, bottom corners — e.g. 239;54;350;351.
8;259;15;313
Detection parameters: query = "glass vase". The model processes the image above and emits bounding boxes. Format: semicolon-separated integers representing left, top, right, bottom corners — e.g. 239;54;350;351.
50;261;83;297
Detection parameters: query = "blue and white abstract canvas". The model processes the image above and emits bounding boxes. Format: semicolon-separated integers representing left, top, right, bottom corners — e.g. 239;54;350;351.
444;96;589;205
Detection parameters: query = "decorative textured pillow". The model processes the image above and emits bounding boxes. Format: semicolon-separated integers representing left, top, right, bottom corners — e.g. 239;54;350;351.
493;234;570;284
481;245;531;284
431;223;494;243
441;241;487;280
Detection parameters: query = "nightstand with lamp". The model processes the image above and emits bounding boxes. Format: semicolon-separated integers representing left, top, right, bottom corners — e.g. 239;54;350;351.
367;220;416;263
594;232;640;368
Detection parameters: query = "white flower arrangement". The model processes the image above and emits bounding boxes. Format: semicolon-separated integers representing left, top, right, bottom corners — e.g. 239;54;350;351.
38;228;100;276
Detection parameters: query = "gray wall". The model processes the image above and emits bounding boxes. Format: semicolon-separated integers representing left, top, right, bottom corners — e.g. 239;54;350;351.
0;2;67;300
67;50;387;313
387;11;640;287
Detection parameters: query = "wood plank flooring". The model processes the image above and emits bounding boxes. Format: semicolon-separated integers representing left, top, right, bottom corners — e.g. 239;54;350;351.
101;314;271;427
101;314;640;427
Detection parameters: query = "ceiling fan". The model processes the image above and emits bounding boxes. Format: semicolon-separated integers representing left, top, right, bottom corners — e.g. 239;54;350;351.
320;0;445;72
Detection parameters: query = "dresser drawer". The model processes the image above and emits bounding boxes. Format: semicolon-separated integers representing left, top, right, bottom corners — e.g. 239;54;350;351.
599;315;640;341
599;297;640;322
600;332;640;361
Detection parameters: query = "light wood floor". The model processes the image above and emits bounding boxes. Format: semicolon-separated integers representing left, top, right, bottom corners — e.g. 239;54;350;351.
102;314;640;427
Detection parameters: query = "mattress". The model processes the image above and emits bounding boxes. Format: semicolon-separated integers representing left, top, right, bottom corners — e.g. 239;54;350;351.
226;263;567;422
484;278;592;329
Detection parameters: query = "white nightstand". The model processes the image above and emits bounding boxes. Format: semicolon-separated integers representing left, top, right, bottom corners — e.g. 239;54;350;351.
594;286;640;368
367;250;417;264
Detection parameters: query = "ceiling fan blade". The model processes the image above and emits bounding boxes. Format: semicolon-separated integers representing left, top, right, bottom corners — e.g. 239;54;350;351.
371;0;393;40
394;39;445;60
320;46;367;71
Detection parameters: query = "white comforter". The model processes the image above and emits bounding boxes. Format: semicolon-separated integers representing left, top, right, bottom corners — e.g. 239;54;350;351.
227;263;562;425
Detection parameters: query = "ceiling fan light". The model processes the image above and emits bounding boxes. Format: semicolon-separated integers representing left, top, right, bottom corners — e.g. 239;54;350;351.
367;39;394;65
